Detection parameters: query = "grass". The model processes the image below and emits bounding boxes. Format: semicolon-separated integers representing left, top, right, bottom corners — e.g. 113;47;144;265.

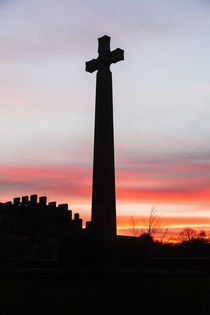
0;274;209;314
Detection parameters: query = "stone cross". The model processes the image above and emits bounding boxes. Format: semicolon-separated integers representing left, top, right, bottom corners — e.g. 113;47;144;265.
86;35;124;73
86;35;124;236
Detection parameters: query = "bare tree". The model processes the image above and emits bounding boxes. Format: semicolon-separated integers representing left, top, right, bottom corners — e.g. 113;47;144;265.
141;205;168;241
129;205;169;241
159;226;169;243
198;230;207;239
178;228;208;242
129;215;140;236
179;228;197;242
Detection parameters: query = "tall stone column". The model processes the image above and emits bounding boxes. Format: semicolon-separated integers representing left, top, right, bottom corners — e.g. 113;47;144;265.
86;35;124;236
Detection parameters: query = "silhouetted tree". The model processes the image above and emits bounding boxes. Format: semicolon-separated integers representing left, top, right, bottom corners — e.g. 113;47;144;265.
179;228;197;242
197;230;207;239
129;215;140;236
141;205;168;241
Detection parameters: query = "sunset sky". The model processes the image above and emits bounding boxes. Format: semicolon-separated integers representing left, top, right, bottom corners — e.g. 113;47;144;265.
1;0;210;238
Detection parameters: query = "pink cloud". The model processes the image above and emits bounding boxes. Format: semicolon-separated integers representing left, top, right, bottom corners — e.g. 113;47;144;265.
0;162;209;206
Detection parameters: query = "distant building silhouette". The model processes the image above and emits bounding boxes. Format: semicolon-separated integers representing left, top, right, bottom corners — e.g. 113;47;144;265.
0;195;82;263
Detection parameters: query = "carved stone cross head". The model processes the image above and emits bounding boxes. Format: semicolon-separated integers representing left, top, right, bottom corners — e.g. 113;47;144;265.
86;35;124;73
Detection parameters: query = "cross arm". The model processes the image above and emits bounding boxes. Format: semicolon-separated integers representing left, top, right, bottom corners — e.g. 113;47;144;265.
86;59;99;73
109;48;124;64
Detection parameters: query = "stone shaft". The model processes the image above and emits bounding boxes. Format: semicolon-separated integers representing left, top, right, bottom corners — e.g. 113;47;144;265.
91;67;116;235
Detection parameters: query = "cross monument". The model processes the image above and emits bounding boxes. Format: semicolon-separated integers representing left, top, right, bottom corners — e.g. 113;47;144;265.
86;35;124;235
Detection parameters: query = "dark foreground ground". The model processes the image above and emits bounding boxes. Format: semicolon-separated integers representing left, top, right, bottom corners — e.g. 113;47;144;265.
0;270;210;315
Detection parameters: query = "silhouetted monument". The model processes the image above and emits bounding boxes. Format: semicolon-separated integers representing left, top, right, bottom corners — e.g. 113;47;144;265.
86;35;124;236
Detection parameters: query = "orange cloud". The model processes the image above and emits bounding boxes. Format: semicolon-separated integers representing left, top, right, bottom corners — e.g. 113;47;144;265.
0;164;210;205
116;188;210;203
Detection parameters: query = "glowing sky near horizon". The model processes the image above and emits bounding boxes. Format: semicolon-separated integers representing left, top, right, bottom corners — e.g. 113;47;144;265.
1;0;210;235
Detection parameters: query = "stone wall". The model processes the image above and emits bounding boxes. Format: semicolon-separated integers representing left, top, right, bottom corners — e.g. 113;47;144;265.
0;194;83;262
